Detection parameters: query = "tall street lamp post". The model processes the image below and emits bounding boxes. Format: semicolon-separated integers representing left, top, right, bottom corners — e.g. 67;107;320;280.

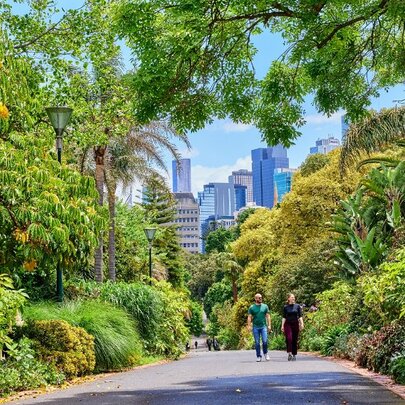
144;227;157;285
46;106;73;302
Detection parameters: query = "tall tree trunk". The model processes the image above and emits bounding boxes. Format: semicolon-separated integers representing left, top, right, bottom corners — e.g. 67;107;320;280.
107;184;116;281
232;276;238;303
94;145;107;283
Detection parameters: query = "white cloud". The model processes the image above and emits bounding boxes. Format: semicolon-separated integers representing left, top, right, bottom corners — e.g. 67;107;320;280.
191;155;252;196
305;112;342;125
223;121;253;133
179;148;200;159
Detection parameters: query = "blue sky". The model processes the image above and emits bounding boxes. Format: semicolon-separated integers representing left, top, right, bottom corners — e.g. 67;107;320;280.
9;1;404;196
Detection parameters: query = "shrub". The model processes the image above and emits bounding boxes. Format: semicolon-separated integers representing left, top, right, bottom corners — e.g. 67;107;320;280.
23;319;95;378
321;324;349;356
269;334;286;350
355;320;405;373
0;274;28;356
24;300;143;371
389;355;405;385
332;332;362;360
0;338;64;396
217;327;240;350
306;282;355;335
300;325;325;352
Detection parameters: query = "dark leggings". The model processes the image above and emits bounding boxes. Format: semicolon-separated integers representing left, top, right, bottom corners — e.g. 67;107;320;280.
284;320;300;355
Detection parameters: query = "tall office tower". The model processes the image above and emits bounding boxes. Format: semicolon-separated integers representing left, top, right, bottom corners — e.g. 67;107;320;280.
228;169;253;203
173;192;200;254
172;158;191;193
198;182;235;252
341;114;350;137
251;145;289;208
273;168;296;205
309;136;341;155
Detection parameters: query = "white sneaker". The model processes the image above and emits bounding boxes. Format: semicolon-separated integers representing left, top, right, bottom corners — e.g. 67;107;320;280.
288;353;293;361
265;354;270;361
256;357;262;362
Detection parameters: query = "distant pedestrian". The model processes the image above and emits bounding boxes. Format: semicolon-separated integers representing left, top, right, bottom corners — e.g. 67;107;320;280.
281;293;304;361
247;293;272;362
194;341;198;350
206;338;212;351
213;338;220;351
185;342;190;351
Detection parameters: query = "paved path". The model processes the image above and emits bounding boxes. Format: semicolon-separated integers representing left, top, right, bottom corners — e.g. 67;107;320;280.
7;350;405;405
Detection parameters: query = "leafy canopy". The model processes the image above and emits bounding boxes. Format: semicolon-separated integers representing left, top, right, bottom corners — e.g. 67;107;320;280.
115;0;405;145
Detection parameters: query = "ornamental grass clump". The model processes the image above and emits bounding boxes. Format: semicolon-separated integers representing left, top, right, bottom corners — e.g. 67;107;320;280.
24;300;143;371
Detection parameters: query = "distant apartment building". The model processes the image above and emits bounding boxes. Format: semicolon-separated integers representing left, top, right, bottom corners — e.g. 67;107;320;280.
309;137;340;155
251;145;289;208
173;192;200;254
172;159;191;193
273;168;297;204
228;169;253;203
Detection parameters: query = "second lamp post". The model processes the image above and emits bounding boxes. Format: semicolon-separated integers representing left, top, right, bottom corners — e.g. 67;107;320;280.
144;227;157;285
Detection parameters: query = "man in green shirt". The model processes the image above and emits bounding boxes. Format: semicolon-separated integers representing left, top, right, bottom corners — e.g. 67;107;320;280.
247;293;272;362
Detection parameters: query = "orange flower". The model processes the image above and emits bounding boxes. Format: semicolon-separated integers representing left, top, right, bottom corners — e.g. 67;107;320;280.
0;102;9;119
23;259;37;272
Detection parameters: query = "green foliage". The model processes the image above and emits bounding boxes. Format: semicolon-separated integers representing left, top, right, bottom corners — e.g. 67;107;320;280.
303;282;356;336
23;319;95;378
266;240;338;312
360;248;405;324
0;338;64;397
185;301;203;337
332;332;362;361
203;281;233;319
85;281;189;357
217;327;240;350
142;176;186;287
0;134;106;294
268;334;286;351
185;253;217;301
320;324;349;356
114;203;149;282
23;300;142;371
389;355;405;385
0;274;27;356
299;325;325;353
333;161;405;278
299;154;331;177
205;228;236;254
115;0;404;144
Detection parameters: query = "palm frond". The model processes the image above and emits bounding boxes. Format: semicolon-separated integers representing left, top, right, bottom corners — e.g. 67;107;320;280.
340;106;405;174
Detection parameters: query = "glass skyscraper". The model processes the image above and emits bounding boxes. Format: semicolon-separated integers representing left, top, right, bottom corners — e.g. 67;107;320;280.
198;182;235;252
228;169;253;203
274;168;296;204
172;158;191;193
251;145;289;208
234;184;247;211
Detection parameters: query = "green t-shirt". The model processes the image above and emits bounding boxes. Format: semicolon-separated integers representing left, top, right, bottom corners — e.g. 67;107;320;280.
248;303;269;328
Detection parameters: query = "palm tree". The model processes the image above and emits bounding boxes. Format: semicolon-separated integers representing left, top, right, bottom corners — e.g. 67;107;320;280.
340;106;405;173
104;122;190;281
